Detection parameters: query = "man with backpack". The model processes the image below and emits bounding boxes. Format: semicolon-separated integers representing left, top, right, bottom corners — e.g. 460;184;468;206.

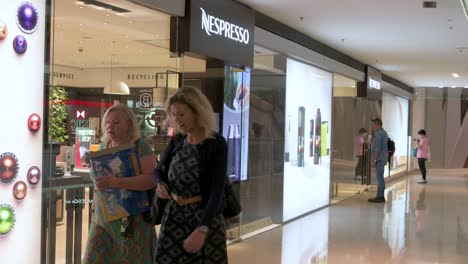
369;118;389;203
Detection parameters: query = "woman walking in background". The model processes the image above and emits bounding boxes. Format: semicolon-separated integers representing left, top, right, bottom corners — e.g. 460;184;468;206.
416;129;430;184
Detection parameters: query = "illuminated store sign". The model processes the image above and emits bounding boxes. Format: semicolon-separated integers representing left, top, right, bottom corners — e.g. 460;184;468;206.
369;77;381;90
358;66;383;101
171;0;254;67
200;8;250;45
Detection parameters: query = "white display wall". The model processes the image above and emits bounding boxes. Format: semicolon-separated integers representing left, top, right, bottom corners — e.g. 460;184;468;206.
382;92;409;177
283;58;332;221
0;0;45;262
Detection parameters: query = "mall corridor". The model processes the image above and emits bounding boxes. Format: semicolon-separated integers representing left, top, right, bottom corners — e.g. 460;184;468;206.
228;169;468;264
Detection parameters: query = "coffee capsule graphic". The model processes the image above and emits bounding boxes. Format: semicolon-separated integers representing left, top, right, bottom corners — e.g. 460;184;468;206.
0;153;19;184
13;181;28;200
0;204;15;236
17;2;39;34
0;20;8;40
13;35;27;54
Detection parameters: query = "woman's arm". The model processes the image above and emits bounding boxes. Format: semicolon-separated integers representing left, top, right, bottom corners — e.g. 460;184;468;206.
198;137;227;228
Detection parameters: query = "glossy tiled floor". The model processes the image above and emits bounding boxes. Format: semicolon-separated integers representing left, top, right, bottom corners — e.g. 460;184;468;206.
228;169;468;264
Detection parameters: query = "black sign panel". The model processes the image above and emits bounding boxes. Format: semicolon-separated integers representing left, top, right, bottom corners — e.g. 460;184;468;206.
358;66;383;101
171;0;254;67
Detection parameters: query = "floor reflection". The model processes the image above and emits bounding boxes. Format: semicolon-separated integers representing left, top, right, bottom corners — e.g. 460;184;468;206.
228;169;468;264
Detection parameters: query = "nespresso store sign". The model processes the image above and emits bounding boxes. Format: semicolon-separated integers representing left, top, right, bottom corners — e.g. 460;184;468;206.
358;66;383;101
171;0;254;67
200;8;250;45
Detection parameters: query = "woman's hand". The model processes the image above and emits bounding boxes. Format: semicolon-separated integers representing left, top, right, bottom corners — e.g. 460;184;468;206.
95;170;120;190
183;228;207;253
156;183;171;199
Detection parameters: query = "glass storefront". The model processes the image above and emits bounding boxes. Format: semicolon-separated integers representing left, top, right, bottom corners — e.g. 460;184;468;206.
331;74;379;203
382;92;410;177
44;1;190;262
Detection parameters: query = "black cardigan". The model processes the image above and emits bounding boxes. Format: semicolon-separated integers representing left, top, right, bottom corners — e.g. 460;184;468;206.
152;132;227;227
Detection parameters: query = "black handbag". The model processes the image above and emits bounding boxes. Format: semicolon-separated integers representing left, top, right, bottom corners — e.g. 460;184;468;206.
223;180;241;218
148;181;169;225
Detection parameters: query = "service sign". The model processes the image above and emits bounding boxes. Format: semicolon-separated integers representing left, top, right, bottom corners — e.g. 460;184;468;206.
188;0;254;67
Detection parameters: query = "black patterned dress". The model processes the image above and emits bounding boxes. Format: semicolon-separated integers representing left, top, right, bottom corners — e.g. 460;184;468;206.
154;141;228;264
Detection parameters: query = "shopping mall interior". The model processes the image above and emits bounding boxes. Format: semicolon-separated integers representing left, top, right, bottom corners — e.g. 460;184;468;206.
1;0;468;263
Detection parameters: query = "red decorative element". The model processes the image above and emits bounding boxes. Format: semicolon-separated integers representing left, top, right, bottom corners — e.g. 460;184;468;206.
0;153;19;184
27;166;40;185
76;110;87;119
28;113;41;132
13;181;27;200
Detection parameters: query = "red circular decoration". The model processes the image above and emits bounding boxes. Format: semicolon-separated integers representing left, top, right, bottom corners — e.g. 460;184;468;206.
28;113;41;132
0;153;19;184
27;166;40;185
13;181;27;200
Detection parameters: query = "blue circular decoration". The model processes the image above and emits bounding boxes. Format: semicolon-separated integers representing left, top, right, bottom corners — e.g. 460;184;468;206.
13;35;27;54
17;2;39;34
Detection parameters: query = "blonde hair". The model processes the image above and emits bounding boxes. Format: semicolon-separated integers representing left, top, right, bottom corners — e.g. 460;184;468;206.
165;87;216;138
101;104;141;146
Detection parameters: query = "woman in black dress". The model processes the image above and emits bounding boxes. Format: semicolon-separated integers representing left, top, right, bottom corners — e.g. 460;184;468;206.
152;87;228;264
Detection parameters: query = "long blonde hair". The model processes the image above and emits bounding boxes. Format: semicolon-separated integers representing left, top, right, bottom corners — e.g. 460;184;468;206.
165;87;216;138
101;104;141;146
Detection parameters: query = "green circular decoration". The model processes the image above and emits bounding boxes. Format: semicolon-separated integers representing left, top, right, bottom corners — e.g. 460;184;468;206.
0;204;15;235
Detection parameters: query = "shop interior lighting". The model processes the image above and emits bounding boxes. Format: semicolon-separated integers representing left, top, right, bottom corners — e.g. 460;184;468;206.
104;80;130;95
451;86;457;88
75;0;131;14
452;73;460;78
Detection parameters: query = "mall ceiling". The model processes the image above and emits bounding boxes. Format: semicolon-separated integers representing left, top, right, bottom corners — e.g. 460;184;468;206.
240;0;468;88
54;0;178;68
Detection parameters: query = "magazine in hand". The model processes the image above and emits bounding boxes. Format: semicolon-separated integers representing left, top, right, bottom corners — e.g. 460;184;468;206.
89;143;150;222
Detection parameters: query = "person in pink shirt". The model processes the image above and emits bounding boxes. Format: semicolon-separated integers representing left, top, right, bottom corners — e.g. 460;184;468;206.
354;128;368;180
416;129;430;184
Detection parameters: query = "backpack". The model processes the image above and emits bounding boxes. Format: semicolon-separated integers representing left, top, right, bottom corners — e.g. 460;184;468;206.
388;138;395;156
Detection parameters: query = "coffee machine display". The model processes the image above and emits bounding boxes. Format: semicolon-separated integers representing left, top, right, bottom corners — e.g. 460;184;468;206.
227;124;241;182
313;108;322;165
297;107;305;167
321;121;329;156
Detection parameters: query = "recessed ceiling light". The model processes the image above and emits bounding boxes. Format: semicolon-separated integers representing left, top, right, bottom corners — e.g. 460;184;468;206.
106;14;110;17
104;22;109;25
452;73;460;78
129;21;134;24
451;86;457;88
439;85;444;88
79;6;84;9
79;23;83;27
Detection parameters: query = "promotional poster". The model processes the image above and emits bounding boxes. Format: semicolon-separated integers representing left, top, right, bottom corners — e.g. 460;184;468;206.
223;67;251;182
283;59;332;221
0;1;45;262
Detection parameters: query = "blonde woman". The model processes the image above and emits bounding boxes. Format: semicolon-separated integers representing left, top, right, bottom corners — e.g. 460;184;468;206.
84;104;157;263
153;87;228;264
